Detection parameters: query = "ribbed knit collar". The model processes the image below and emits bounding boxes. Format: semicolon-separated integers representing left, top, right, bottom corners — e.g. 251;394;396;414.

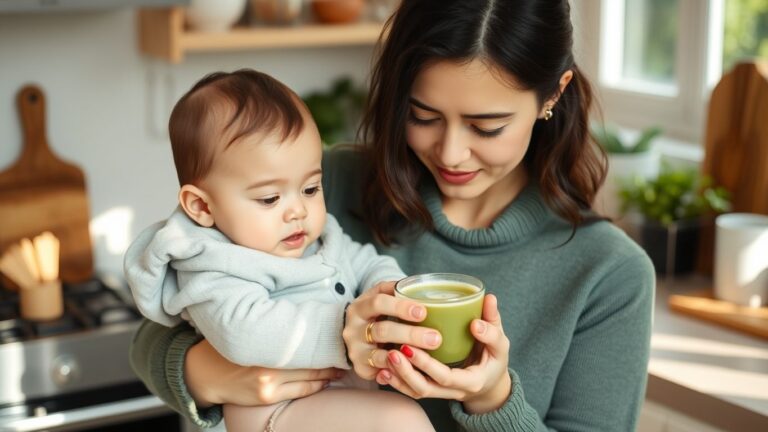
421;180;553;248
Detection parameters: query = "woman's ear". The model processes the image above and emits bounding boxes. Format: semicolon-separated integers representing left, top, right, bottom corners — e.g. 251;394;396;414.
179;184;215;227
539;69;575;118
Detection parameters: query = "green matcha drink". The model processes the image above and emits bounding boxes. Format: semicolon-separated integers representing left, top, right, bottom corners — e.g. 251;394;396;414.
395;273;485;366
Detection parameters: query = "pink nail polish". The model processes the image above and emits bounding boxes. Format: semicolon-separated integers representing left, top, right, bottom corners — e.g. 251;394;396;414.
388;351;401;365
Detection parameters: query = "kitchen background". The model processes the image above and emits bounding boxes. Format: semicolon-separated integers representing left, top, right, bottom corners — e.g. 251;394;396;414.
1;1;767;431
0;6;375;280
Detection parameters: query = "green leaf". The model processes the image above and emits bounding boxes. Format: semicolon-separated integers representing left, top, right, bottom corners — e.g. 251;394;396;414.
632;126;662;153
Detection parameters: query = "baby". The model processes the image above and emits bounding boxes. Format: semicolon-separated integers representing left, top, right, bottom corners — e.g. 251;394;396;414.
124;69;434;432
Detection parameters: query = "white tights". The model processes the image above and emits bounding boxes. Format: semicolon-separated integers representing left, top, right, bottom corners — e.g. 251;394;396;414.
223;388;435;432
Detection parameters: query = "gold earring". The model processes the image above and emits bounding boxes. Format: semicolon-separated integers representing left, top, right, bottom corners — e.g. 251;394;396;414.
544;107;554;121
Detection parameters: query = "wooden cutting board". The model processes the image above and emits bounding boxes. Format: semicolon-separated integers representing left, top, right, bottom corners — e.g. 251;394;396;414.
669;290;768;340
0;85;93;285
698;61;768;274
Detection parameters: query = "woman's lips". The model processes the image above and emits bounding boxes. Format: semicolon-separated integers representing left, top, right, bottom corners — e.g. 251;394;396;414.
437;168;479;185
282;231;306;248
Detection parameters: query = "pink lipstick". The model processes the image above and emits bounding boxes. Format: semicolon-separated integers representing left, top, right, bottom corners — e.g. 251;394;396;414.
437;168;479;185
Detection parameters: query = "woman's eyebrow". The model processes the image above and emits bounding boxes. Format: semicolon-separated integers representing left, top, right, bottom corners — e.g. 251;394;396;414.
409;97;513;120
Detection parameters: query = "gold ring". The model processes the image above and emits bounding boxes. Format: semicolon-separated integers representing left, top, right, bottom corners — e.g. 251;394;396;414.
364;321;376;344
367;349;377;368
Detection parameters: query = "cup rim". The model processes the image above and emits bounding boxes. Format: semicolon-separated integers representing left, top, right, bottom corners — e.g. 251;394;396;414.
395;273;485;304
716;213;768;230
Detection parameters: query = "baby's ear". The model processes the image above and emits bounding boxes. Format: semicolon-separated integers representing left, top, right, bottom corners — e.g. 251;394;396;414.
179;185;214;227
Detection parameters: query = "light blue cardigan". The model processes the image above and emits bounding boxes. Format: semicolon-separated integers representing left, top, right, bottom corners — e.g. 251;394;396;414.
124;208;404;369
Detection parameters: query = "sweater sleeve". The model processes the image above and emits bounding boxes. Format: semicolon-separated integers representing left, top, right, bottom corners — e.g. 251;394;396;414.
449;253;655;432
129;319;223;428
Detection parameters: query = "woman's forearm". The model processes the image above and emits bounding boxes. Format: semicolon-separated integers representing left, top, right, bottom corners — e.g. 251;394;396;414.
129;319;222;427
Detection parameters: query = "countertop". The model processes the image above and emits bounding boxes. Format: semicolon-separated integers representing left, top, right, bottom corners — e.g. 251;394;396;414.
647;275;768;431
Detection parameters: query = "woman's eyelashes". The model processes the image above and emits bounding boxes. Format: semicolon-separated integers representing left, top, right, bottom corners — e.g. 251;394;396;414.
471;125;506;138
407;112;506;138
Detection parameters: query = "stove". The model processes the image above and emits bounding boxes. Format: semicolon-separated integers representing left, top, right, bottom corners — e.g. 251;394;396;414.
0;278;182;431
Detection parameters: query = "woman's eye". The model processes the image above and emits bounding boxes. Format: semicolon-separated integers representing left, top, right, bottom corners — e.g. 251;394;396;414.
256;196;280;206
407;113;439;126
303;186;321;197
472;125;505;138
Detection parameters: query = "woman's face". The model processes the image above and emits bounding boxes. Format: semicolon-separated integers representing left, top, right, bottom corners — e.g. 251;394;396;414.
406;59;547;210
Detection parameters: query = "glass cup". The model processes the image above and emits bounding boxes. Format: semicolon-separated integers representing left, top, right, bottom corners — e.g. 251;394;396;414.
395;273;485;366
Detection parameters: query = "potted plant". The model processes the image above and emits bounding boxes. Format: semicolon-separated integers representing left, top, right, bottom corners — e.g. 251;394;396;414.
619;166;731;276
592;123;662;220
302;77;366;146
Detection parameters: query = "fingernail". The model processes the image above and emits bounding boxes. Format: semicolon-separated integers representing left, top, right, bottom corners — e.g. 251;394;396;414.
411;306;425;320
388;351;401;365
424;331;440;347
474;320;487;334
380;369;392;382
400;344;414;358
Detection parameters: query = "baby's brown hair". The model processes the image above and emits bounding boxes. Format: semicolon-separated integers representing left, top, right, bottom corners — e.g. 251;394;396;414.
169;69;305;186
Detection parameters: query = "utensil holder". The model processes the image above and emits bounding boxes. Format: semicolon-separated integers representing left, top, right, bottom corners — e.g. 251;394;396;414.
20;280;63;321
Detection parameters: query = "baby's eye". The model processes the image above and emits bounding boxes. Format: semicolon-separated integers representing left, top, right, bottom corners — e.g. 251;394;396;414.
303;185;321;197
256;195;280;206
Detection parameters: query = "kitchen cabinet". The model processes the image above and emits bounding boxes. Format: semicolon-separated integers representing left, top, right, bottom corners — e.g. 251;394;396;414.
138;7;385;63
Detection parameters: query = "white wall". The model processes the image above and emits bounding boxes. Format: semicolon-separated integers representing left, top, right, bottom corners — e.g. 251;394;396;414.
0;10;375;278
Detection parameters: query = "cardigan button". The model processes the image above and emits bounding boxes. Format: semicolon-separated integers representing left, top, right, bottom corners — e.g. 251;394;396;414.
335;282;346;295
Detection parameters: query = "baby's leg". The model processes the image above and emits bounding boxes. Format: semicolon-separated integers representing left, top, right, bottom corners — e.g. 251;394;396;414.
224;402;285;432
274;388;435;432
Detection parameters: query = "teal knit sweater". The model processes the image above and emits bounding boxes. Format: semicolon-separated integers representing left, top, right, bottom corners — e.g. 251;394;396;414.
129;147;655;432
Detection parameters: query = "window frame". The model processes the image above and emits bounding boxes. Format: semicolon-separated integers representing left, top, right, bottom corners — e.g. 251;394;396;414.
574;0;723;145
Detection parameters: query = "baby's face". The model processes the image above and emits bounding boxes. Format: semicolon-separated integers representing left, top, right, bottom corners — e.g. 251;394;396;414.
199;119;326;258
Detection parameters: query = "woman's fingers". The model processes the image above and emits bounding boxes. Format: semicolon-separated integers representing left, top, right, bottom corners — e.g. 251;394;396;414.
350;290;426;323
368;320;442;349
281;367;343;383
399;346;482;394
470;295;510;358
481;294;502;327
381;350;465;400
274;379;331;401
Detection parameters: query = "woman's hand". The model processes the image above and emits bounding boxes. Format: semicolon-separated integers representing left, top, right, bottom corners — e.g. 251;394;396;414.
375;294;512;414
185;339;342;407
342;281;443;380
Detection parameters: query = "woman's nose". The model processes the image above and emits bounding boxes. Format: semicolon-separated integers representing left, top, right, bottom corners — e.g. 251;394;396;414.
437;124;471;167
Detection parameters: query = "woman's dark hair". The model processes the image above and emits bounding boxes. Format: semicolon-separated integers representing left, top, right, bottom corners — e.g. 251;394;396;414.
360;0;607;245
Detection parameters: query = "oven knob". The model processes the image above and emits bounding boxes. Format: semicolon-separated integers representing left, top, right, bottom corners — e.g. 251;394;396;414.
52;355;80;387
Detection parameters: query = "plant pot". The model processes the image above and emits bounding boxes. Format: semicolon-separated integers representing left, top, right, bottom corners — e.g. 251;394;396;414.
595;149;660;220
641;220;700;276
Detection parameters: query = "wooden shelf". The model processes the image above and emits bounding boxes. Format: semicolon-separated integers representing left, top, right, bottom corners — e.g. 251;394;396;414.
138;7;385;63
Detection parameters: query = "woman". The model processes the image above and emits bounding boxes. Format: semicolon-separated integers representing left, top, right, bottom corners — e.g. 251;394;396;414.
129;0;654;430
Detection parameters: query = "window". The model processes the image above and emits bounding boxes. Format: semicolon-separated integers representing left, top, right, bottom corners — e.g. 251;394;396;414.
574;0;768;148
601;0;679;96
722;0;768;72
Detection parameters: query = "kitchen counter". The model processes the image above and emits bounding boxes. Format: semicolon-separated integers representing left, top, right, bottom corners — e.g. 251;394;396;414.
647;275;768;431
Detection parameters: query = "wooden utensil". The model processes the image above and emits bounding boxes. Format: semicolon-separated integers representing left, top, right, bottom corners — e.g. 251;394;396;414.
0;85;93;285
0;234;65;321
